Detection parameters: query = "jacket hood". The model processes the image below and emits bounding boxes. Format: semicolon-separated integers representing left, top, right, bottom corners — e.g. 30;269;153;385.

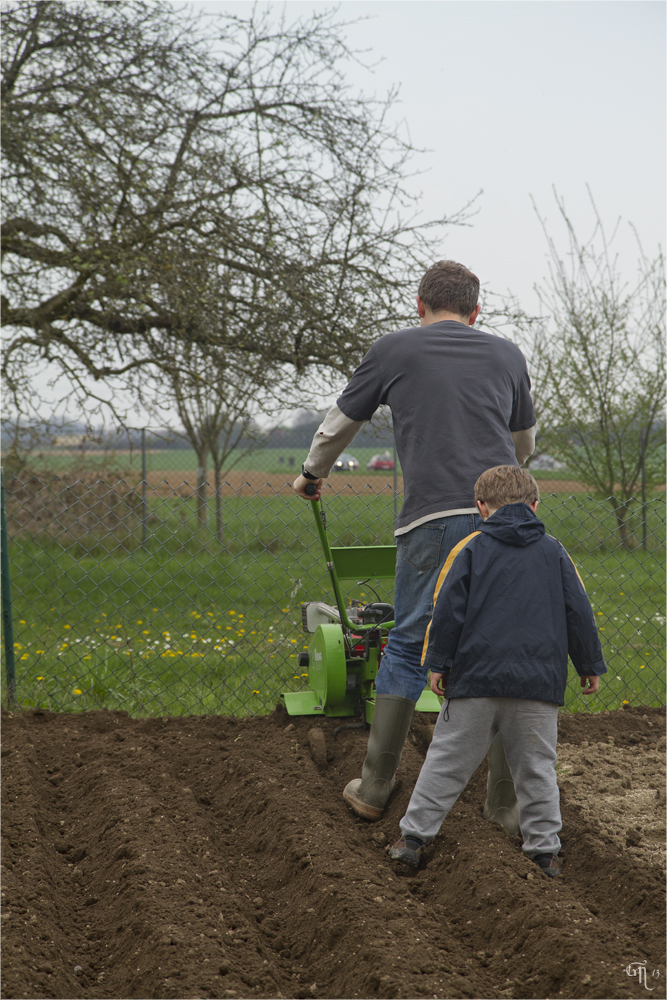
480;503;546;547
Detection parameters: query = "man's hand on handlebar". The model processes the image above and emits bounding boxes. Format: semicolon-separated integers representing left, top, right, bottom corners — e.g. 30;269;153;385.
293;474;323;500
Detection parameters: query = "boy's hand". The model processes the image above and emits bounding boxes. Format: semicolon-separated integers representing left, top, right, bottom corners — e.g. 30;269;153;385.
293;474;323;500
430;672;445;697
580;675;600;695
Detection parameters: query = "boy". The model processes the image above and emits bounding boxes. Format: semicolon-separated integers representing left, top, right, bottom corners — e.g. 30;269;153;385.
389;465;606;877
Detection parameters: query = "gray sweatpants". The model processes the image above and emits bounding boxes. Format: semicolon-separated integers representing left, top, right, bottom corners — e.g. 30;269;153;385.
400;697;561;858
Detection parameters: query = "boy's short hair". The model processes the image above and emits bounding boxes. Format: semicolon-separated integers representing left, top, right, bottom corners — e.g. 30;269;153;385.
417;260;480;317
475;465;540;509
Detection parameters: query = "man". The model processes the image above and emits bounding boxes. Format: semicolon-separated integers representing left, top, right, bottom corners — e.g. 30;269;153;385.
293;260;536;829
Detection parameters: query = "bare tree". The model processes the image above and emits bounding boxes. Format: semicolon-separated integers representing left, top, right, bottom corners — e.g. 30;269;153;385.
508;191;665;546
159;348;271;543
1;0;471;428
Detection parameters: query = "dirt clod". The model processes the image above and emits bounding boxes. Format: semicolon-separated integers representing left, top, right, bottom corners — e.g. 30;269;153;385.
308;728;328;769
1;704;665;1000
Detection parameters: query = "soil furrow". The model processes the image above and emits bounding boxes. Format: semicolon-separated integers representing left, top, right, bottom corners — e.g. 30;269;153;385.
1;704;664;1000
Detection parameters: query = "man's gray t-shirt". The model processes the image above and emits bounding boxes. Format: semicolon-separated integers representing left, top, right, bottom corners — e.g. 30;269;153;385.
336;321;536;532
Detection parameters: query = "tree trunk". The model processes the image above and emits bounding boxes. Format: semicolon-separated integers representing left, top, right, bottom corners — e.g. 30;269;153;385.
195;448;208;539
608;495;637;550
214;465;223;544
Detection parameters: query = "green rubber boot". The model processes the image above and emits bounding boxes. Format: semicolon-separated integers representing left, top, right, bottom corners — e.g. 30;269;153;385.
343;694;415;821
483;732;520;836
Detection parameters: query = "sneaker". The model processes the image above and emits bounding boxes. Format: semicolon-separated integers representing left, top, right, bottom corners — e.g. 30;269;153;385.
532;853;563;878
389;836;427;869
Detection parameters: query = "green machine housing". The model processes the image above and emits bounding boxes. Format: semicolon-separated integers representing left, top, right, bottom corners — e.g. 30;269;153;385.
281;500;441;725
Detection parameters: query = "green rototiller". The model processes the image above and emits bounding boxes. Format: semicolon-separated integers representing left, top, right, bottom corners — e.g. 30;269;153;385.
281;492;441;724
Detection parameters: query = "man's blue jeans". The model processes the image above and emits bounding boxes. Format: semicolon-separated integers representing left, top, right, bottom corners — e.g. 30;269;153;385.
375;513;482;704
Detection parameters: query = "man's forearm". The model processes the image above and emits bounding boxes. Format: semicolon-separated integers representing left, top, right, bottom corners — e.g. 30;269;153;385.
512;423;537;466
303;404;366;478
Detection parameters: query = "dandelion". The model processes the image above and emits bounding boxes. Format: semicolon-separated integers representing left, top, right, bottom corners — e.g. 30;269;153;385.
19;619;26;624
281;608;289;613
293;675;300;680
622;700;629;704
290;639;297;644
142;630;149;635
640;665;645;669
36;650;44;654
73;688;82;696
301;673;308;678
36;676;44;681
252;690;260;695
137;620;143;624
64;624;71;629
20;654;28;660
596;612;603;616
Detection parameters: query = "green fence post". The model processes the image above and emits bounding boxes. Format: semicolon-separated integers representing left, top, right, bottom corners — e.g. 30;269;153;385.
141;428;148;547
1;469;16;708
392;437;398;522
640;427;647;551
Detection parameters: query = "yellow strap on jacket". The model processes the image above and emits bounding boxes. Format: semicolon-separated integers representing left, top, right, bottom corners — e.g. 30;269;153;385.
421;531;481;666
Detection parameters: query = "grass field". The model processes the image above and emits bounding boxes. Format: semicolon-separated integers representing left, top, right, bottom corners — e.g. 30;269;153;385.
25;445;582;481
5;491;664;718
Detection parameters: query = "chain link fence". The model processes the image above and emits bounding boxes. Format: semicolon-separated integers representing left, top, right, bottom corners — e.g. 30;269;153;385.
1;471;664;718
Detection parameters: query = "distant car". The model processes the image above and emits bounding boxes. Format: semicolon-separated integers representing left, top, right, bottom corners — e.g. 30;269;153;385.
530;453;567;471
367;452;395;471
333;453;359;471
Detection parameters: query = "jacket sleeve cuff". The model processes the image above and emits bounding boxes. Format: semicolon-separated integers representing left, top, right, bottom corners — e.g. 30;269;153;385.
575;658;607;676
422;652;452;675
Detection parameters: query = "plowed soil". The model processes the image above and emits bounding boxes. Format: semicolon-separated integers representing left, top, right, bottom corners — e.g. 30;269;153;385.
141;472;587;497
2;705;665;1000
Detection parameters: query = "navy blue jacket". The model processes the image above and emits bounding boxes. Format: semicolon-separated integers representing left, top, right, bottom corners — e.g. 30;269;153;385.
421;503;606;705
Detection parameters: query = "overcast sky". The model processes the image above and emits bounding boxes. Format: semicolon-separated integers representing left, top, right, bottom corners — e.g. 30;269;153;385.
26;0;667;427
194;0;665;317
174;0;666;422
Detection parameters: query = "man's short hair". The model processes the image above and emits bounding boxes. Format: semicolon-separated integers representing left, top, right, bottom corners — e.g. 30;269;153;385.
474;465;540;509
418;260;480;317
